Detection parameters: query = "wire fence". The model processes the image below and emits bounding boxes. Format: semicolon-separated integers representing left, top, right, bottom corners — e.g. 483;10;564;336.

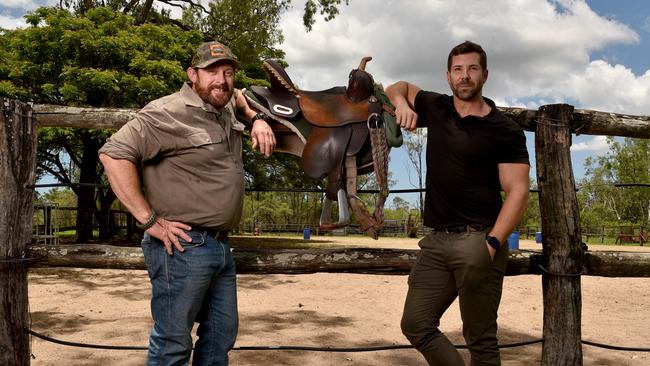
30;204;647;246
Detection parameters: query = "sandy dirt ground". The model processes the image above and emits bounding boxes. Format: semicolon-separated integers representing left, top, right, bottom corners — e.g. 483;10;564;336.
27;236;650;365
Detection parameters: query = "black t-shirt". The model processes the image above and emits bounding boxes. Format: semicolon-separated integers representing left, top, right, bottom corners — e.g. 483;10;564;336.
414;91;529;228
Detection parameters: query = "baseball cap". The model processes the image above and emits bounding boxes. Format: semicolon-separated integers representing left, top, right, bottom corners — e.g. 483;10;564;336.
191;41;240;69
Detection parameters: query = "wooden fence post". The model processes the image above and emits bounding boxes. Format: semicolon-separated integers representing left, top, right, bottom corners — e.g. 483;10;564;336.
536;104;583;365
0;98;37;366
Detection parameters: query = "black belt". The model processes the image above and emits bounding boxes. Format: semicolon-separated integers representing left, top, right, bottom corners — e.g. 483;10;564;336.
431;224;488;233
192;227;229;241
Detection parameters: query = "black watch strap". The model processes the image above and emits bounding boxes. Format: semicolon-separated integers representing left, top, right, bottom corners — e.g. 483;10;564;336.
251;112;270;124
486;235;501;250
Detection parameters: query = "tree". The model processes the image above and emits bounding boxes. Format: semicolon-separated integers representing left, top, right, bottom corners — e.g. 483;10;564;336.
58;0;348;32
520;178;540;228
391;196;410;212
403;129;426;215
0;7;203;241
579;137;650;227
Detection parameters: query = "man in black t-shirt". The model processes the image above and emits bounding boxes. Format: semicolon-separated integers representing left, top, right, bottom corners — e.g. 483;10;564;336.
386;41;530;365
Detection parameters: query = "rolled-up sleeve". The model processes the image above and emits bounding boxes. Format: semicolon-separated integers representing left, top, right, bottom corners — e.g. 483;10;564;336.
99;110;165;164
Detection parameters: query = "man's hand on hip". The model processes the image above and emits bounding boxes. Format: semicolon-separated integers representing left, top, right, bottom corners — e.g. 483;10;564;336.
147;218;192;255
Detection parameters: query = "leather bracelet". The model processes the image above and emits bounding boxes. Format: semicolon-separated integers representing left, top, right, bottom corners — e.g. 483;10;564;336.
136;210;157;231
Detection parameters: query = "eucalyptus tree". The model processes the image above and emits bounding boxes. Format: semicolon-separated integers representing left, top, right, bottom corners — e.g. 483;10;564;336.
579;137;650;227
0;7;202;241
1;1;351;240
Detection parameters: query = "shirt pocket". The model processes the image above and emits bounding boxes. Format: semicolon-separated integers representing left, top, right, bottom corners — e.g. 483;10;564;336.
186;130;224;147
184;129;230;168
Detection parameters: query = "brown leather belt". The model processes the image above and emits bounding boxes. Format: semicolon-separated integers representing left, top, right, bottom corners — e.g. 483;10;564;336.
193;227;229;241
431;224;488;233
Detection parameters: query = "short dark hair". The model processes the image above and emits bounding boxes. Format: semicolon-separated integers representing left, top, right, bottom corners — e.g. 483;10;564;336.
447;41;487;71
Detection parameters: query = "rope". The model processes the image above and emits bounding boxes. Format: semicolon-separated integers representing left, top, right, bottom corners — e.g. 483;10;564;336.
582;339;650;352
535;117;572;128
537;264;583;277
28;329;650;353
28;329;147;350
0;252;36;264
0;257;37;264
27;329;543;352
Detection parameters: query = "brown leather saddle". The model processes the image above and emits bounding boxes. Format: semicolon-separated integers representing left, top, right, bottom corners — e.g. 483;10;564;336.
242;57;400;239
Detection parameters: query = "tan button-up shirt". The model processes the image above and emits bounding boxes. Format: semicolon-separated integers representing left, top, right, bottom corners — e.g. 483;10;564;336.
99;83;246;230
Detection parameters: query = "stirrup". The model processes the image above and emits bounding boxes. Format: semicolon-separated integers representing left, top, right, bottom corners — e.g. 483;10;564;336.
319;189;350;230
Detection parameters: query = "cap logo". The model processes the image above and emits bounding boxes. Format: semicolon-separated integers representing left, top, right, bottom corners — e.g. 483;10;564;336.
210;44;225;57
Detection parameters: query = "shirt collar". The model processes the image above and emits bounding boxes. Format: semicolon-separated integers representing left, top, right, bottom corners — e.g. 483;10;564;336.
447;94;498;120
180;82;222;115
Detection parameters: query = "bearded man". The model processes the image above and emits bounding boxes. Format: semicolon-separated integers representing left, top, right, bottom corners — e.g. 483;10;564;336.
386;41;530;365
99;41;275;366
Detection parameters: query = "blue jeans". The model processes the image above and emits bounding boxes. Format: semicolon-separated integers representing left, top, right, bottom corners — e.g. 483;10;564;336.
141;231;238;366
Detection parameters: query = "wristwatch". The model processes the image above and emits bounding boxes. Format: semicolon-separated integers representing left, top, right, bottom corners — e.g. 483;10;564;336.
486;235;501;250
251;111;270;124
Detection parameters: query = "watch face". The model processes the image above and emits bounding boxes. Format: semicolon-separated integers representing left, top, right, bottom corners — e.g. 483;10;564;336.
487;236;501;249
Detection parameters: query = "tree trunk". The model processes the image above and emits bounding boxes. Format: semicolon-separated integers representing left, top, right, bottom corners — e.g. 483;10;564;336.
136;0;154;24
536;104;583;365
97;188;116;241
24;243;650;276
75;131;101;242
0;98;37;366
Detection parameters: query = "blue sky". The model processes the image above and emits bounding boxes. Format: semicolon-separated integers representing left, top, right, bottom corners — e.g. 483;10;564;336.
2;0;649;207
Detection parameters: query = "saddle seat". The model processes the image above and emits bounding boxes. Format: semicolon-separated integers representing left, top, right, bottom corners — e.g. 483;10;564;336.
299;88;372;127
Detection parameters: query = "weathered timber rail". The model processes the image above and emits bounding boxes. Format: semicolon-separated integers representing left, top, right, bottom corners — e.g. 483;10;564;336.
33;104;650;138
25;244;650;277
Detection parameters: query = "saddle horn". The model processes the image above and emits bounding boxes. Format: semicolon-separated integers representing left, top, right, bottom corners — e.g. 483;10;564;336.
347;57;375;103
358;56;372;71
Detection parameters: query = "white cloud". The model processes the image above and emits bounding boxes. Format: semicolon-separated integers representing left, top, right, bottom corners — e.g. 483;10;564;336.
0;0;54;10
564;61;650;115
571;136;610;153
279;0;645;116
0;14;25;29
0;0;58;29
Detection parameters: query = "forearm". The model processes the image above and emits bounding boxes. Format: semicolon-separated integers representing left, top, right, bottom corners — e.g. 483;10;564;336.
385;81;413;108
234;88;259;124
489;188;529;243
99;153;152;223
386;81;421;131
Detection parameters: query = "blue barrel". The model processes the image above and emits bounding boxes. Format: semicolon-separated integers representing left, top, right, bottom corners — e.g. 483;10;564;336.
507;231;520;250
535;232;543;243
303;228;311;240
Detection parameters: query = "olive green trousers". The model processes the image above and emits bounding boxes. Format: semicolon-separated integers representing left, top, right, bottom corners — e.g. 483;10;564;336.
401;230;509;366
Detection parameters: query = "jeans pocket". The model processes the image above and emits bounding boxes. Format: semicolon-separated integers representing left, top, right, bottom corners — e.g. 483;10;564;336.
141;234;153;269
178;231;207;250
